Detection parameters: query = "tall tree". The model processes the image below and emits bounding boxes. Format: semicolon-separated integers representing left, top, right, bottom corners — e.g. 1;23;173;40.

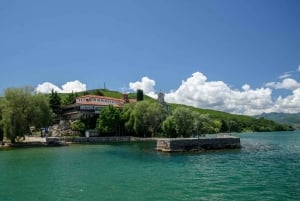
136;89;144;101
63;91;77;105
29;94;53;128
96;105;121;135
220;119;229;133
93;89;104;96
2;87;32;142
0;98;5;141
122;103;135;135
49;89;61;114
172;107;194;137
162;116;177;137
2;87;53;143
71;120;85;135
126;101;167;137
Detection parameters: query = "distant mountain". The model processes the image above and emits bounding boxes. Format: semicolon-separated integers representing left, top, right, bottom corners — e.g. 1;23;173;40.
255;112;300;130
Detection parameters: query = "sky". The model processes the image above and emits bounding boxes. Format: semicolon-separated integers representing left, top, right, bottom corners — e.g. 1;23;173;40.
1;0;300;115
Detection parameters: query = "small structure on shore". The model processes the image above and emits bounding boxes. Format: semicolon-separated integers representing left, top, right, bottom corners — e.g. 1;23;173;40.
156;135;241;152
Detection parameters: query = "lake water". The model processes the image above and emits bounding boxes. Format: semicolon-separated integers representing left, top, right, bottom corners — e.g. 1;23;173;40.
1;131;300;201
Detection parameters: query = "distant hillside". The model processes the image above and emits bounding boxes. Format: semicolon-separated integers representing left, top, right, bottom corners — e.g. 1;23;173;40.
58;88;154;102
255;112;300;130
57;89;293;132
169;103;293;132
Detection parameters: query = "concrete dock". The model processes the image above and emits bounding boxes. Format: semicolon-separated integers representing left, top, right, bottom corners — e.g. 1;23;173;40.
156;135;241;152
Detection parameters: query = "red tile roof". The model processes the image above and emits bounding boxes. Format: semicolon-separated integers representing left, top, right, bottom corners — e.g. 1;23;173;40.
77;95;124;101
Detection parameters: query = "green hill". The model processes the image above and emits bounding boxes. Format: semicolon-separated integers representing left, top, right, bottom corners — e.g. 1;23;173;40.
58;89;293;133
255;112;300;130
57;88;154;103
168;103;293;132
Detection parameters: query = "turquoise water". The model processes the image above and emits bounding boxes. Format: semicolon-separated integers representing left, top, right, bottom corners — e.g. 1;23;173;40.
1;132;300;201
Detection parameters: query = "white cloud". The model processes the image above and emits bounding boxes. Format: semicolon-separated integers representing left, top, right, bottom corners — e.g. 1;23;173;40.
279;66;300;79
35;82;62;94
164;72;273;115
242;84;251;91
265;78;300;91
279;72;292;79
129;72;300;115
129;77;157;98
60;80;87;93
35;80;87;93
272;88;300;113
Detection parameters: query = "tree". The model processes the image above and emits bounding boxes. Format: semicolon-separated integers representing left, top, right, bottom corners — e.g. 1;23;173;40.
220;119;229;133
228;120;241;132
63;91;77;105
171;107;194;137
0;98;4;141
49;89;61;114
136;89;144;101
96;105;121;135
1;88;31;142
122;103;135;135
29;94;53;129
146;102;167;136
122;101;167;137
162;116;177;137
132;101;167;137
1;87;54;143
93;89;104;96
193;112;205;136
71;120;85;135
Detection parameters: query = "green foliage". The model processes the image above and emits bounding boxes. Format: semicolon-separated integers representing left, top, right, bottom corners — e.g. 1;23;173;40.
171;107;194;137
1;87;53;142
80;115;98;130
71;120;85;134
122;103;136;135
96;105;122;135
93;89;104;96
255;112;300;130
122;101;167;137
136;89;144;101
49;89;61;114
0;99;4;141
2;87;32;142
193;113;221;135
162;116;177;137
28;94;53;128
220;119;229;133
47;88;292;138
168;103;292;133
63;91;78;105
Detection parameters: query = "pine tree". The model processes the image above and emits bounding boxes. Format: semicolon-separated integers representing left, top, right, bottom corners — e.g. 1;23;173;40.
49;89;61;114
136;89;144;101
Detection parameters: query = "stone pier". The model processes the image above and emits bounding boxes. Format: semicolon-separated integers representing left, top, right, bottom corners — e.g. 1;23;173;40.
156;135;241;152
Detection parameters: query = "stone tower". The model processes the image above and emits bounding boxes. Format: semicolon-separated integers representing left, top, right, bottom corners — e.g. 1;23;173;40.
158;92;165;104
122;93;129;103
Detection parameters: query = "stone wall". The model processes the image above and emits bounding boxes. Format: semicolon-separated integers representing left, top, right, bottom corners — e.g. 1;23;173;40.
47;136;132;143
156;136;241;152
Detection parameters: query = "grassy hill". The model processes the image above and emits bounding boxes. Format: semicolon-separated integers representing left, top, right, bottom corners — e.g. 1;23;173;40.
255;112;300;130
58;88;154;103
57;89;293;133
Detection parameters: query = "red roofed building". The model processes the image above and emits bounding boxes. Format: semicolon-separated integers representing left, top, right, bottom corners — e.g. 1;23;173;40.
61;94;134;120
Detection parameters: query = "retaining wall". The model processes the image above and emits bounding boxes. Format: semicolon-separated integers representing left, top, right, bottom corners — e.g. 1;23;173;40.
47;136;132;143
156;136;241;152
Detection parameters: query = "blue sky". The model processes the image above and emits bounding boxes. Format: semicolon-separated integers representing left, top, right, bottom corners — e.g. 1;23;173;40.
1;0;300;115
